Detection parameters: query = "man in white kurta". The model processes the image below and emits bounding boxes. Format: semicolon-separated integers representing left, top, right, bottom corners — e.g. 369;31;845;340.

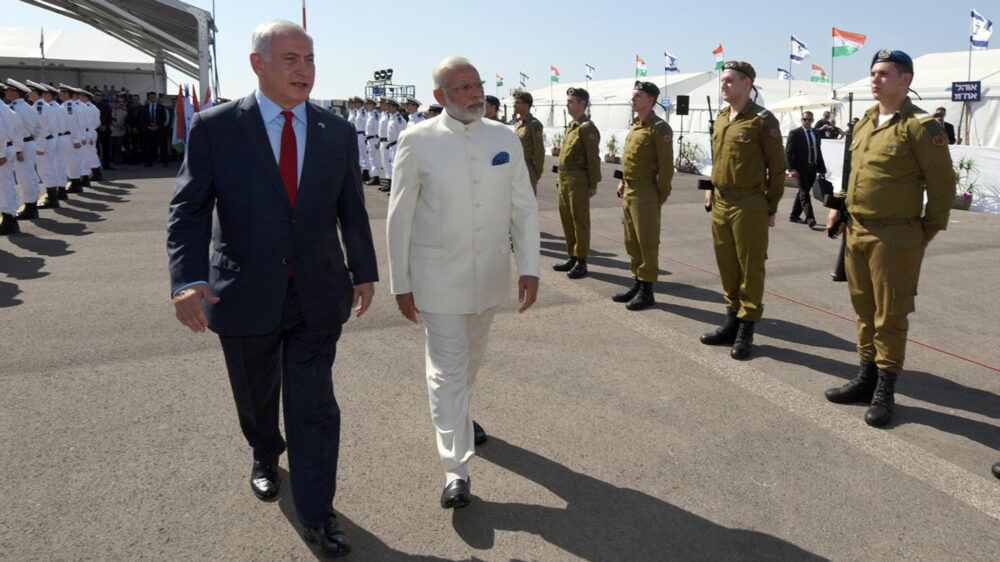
386;56;540;509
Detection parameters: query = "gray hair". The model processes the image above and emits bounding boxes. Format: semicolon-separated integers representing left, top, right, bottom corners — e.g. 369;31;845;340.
251;20;311;61
432;56;474;89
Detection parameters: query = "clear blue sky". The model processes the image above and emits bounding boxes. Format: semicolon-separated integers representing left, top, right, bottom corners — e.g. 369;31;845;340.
5;0;991;101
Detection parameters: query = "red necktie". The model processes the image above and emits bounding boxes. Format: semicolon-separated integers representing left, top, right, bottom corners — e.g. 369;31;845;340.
278;110;297;207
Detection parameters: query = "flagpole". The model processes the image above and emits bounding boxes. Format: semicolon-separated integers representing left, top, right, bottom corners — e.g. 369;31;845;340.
830;29;835;98
788;38;792;96
302;0;307;30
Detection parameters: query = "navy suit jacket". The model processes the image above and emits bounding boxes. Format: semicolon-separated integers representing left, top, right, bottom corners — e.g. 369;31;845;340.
784;126;827;189
166;95;378;336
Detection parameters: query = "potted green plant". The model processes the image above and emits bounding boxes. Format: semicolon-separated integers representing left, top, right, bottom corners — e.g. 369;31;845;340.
551;132;563;156
952;157;977;211
674;139;703;174
604;134;621;164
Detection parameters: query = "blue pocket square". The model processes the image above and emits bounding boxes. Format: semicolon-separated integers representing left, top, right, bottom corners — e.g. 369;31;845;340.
492;151;510;166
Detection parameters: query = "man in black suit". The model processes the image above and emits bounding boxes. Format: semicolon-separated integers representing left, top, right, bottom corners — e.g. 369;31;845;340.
785;111;826;228
167;20;378;558
140;91;168;166
934;107;956;145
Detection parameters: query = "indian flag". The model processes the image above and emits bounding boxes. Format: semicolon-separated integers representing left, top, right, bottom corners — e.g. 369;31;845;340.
810;64;829;82
832;27;866;57
496;73;503;87
171;85;186;152
636;55;647;77
712;44;724;70
550;65;560;83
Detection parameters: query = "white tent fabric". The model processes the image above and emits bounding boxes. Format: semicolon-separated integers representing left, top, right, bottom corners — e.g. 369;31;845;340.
838;49;1000;148
0;26;163;94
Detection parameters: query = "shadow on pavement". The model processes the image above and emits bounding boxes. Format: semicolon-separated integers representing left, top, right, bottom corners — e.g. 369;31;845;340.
52;206;104;223
30;216;91;236
75;190;126;204
64;198;113;213
0;247;48;280
6;232;73;257
274;468;452;561
0;279;23;308
457;437;828;560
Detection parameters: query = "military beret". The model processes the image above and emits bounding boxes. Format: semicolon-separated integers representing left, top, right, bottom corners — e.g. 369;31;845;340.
512;90;533;105
566;87;589;102
722;61;756;81
485;95;500;108
633;81;660;99
871;49;913;74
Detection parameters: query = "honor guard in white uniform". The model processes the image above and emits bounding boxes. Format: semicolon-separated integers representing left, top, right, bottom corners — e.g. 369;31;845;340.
0;90;27;234
351;97;371;181
363;98;380;185
403;97;423;129
380;98;405;193
426;104;443;118
4;79;44;220
377;98;390;185
77;89;101;181
45;84;71;201
58;84;86;192
25;80;62;209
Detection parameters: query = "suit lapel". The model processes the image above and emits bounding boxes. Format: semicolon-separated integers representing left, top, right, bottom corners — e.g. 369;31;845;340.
236;95;290;207
297;103;324;204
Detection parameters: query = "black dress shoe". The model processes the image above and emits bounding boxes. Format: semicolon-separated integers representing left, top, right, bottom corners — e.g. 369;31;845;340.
473;421;487;445
250;460;280;501
807;218;817;228
992;462;1000;480
441;478;471;509
302;517;352;558
789;216;803;223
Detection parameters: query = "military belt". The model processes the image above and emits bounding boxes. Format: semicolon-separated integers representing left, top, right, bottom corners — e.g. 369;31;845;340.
850;215;920;227
715;188;761;199
365;135;376;140
23;136;34;142
379;137;387;141
5;141;11;147
387;141;397;148
356;131;364;135
45;135;54;140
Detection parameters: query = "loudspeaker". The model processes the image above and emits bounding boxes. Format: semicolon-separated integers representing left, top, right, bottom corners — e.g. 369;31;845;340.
676;95;689;115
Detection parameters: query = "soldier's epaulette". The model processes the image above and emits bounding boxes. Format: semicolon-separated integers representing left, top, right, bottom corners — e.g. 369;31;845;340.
651;117;669;133
914;112;947;146
530;119;543;130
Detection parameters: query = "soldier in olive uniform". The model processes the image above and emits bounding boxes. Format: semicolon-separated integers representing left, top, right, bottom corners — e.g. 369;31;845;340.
824;50;955;428
613;81;673;310
485;95;502;122
512;90;544;193
700;61;785;360
553;87;601;279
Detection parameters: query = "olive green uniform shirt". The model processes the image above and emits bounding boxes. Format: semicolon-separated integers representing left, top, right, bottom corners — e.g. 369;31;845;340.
710;101;786;215
558;118;601;190
623;112;674;204
846;97;955;242
514;114;546;187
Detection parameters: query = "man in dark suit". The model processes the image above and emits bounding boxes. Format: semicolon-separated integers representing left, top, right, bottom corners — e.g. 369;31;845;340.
167;20;377;559
934;107;956;145
140;91;168;166
785;111;826;228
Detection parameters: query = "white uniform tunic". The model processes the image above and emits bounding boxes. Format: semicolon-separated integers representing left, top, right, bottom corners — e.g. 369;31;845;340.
365;109;381;176
49;99;70;185
9;98;43;201
378;110;390;177
384;110;406;180
354;107;369;171
33;98;59;189
0;102;25;213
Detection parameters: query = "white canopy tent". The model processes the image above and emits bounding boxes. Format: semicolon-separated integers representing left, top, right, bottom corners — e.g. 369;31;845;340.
838;49;1000;147
0;26;163;95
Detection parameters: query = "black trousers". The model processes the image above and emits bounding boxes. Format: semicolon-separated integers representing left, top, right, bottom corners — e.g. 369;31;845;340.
219;283;344;527
790;170;816;222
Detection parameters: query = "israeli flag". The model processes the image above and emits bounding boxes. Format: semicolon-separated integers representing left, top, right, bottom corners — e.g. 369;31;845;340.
777;68;792;80
585;63;595;80
972;9;994;50
519;72;529;88
664;51;679;72
790;35;810;64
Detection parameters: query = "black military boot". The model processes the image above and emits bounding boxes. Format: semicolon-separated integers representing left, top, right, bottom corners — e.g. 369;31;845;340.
379;179;392;193
365;175;380;186
91;167;103;181
730;320;755;360
0;213;21;235
15;202;39;220
992;462;1000;480
825;361;878;404
361;169;371;183
626;281;655;311
865;370;897;428
57;185;70;199
37;188;60;209
700;307;739;345
612;278;640;303
66;178;82;193
567;259;588;279
552;257;577;272
80;174;91;187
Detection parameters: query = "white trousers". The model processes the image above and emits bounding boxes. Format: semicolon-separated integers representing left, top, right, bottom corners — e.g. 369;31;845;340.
13;140;41;203
85;131;100;169
0;146;18;213
422;306;498;472
356;132;369;171
366;138;380;176
382;144;393;180
66;141;84;179
36;137;60;188
54;136;70;184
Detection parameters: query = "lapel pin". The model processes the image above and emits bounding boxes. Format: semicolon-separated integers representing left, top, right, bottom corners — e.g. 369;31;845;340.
317;122;325;128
